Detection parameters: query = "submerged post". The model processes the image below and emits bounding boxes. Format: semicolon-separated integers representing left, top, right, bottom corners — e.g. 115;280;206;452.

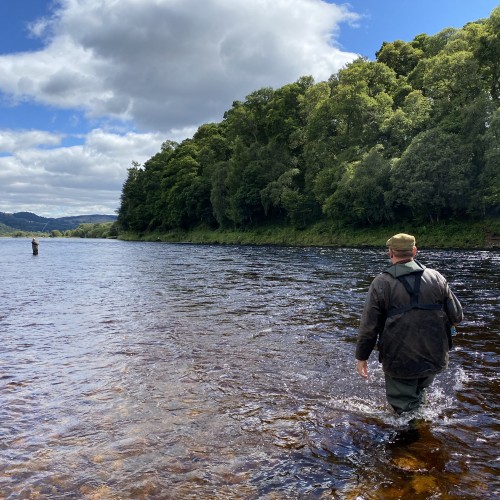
32;238;39;255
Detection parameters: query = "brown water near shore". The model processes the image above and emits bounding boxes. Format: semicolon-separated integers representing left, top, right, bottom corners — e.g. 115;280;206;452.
0;238;498;498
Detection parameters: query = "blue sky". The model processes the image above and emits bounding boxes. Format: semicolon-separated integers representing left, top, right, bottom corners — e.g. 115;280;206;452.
0;0;498;217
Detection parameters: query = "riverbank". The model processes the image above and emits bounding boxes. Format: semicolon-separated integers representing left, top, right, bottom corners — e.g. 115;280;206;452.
118;218;500;249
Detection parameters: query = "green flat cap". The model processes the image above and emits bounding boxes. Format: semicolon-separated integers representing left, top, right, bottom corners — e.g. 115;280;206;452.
386;233;415;250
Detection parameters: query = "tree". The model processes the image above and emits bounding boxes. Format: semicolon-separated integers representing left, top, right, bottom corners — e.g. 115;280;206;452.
211;161;231;228
481;108;500;213
117;163;146;231
376;40;423;76
389;129;473;222
421;50;482;107
412;28;458;57
476;7;500;103
115;8;499;235
328;59;401;153
224;88;274;145
281;188;318;229
157;141;213;229
260;168;300;217
259;167;318;227
381;90;432;152
264;77;313;147
301;82;338;196
322;146;392;226
193;123;231;173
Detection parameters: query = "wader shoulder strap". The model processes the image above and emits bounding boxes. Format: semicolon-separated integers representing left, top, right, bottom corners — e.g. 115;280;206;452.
387;271;443;317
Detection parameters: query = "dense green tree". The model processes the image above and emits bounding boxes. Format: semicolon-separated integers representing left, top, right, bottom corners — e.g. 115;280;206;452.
265;77;313;146
300;82;338;195
155;141;214;229
376;40;423;76
224;88;274;145
118;163;146;231
322;147;392;225
475;7;500;103
411;28;458;58
260;168;300;216
380;90;432;152
281;188;318;229
422;50;482;107
259;166;319;227
329;59;401;154
116;9;499;235
481;108;500;213
210;161;231;228
389;129;473;222
140;151;175;231
193;123;231;172
223;139;261;227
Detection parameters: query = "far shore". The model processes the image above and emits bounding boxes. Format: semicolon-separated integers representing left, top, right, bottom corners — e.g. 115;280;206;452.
3;218;498;250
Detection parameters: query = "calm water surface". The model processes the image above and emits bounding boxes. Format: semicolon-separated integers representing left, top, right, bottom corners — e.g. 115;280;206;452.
0;238;498;499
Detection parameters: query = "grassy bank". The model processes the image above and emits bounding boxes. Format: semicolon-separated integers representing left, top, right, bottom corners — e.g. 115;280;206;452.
118;218;500;249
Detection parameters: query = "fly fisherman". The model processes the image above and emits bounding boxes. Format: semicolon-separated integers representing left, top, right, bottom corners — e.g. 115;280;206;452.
355;233;463;415
32;238;39;255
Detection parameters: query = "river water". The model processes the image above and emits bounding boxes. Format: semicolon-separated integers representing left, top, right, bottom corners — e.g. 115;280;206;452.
0;238;498;499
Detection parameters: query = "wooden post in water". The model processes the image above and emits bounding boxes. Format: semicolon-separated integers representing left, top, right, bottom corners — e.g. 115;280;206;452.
32;238;39;255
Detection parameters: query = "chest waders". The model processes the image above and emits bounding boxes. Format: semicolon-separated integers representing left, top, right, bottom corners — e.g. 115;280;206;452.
386;271;443;316
383;270;448;413
385;270;452;349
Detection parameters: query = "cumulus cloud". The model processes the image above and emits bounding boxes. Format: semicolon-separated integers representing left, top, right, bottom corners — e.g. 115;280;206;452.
0;0;361;216
0;129;164;216
1;0;359;132
0;130;64;153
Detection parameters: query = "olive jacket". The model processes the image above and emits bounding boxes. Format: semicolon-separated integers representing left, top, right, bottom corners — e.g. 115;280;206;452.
356;260;463;379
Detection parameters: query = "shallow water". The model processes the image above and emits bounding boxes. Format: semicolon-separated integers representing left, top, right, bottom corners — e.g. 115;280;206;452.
0;238;498;498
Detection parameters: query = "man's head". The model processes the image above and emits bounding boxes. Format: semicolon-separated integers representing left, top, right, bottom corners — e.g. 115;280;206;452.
386;233;417;262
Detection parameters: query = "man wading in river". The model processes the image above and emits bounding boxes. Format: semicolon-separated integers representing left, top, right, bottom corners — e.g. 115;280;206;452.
355;233;463;415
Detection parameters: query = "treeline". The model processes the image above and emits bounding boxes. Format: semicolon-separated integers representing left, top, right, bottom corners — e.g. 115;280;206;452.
63;222;119;238
4;222;118;238
118;9;500;234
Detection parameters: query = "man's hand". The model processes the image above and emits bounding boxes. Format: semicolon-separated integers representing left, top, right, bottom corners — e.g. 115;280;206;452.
356;359;368;379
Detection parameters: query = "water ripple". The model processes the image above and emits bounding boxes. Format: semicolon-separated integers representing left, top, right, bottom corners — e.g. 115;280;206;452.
0;238;498;498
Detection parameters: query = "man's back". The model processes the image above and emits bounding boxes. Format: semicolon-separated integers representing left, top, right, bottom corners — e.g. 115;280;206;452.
357;263;459;378
355;233;463;414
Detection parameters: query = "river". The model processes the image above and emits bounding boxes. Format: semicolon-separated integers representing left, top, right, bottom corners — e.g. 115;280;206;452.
0;238;498;499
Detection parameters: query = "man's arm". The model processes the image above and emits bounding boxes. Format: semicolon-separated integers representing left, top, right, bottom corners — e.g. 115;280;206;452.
355;278;386;377
445;287;463;326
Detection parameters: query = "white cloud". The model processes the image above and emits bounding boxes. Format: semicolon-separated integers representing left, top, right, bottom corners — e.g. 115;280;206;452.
0;0;361;216
0;130;64;153
1;0;359;132
0;129;164;217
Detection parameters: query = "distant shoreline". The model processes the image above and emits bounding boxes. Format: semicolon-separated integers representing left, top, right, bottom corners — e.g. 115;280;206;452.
3;218;498;250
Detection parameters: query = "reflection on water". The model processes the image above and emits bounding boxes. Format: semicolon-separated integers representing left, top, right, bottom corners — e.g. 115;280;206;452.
0;238;498;498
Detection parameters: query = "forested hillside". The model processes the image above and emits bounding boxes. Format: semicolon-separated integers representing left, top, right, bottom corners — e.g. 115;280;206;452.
0;212;117;233
118;9;500;234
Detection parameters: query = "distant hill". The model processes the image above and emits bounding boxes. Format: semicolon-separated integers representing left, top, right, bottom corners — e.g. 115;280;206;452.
0;211;117;232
